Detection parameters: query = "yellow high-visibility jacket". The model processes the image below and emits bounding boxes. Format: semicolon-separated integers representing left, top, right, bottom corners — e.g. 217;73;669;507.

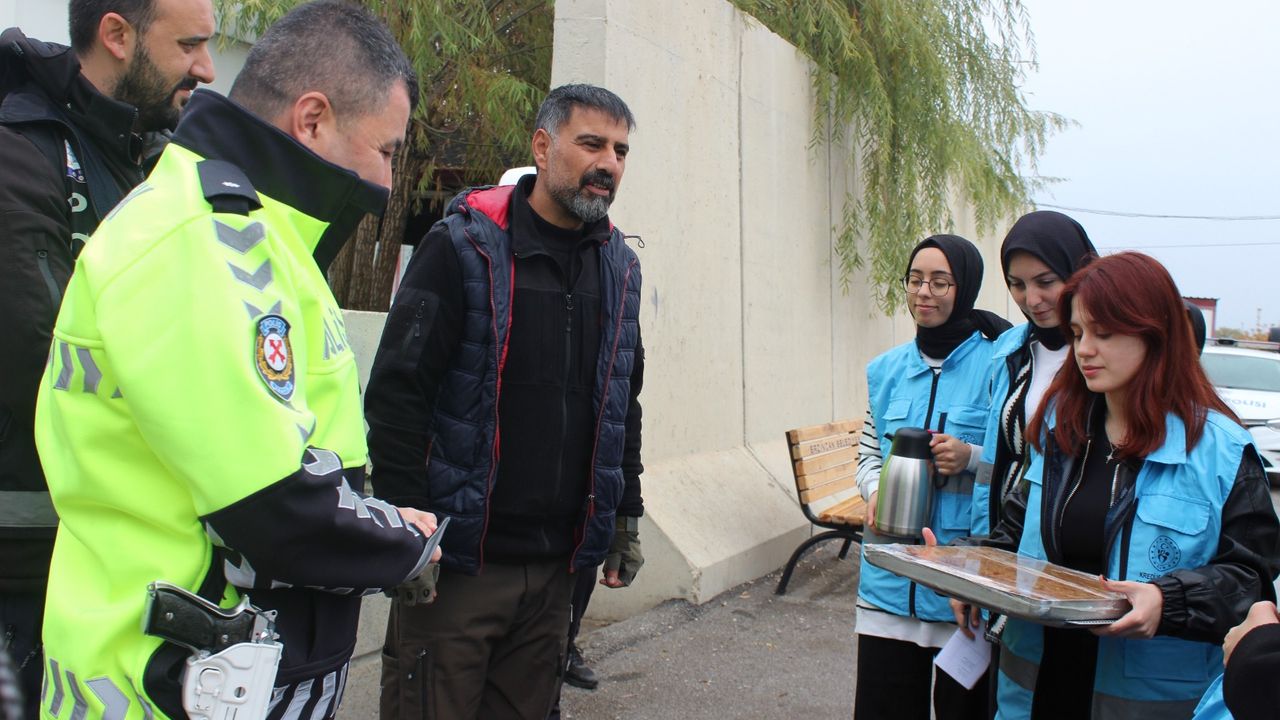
35;90;430;720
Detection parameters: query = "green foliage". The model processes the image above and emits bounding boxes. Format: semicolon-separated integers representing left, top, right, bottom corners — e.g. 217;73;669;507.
214;0;552;309
215;0;553;196
1214;327;1267;342
729;0;1065;311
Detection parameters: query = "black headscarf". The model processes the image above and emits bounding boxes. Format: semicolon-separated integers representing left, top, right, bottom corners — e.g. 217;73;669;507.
908;234;1012;359
999;211;1097;350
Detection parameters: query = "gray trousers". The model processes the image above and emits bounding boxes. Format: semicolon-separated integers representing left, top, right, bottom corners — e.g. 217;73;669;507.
380;559;574;720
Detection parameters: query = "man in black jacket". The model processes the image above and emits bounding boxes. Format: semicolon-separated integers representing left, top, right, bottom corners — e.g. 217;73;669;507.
366;84;646;719
0;1;214;714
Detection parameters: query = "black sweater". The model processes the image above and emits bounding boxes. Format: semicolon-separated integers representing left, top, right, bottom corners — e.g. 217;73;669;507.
366;174;644;564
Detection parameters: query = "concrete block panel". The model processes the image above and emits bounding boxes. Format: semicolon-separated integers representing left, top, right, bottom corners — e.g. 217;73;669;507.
554;0;748;461
739;24;838;445
587;445;808;622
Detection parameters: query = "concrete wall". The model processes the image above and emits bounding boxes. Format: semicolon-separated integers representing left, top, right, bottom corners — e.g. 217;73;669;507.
0;2;67;41
6;2;1013;713
552;0;1010;622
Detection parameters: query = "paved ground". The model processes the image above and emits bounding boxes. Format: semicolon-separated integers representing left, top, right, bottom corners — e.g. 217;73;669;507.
559;487;1280;720
344;489;1280;720
558;541;860;720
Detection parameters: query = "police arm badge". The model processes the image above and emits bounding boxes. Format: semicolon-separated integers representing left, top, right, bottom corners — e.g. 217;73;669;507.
255;315;295;401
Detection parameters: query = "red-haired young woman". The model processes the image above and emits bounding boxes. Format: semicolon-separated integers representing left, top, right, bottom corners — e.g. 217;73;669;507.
932;252;1280;719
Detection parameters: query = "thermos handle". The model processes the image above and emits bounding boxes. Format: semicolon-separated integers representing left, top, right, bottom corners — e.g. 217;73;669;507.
934;412;949;489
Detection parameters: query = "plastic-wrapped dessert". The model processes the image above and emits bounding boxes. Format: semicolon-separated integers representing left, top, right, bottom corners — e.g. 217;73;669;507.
864;544;1131;627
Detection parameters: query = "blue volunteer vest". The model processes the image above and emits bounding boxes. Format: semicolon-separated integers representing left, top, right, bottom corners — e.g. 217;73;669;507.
997;411;1251;718
972;323;1034;536
859;330;996;621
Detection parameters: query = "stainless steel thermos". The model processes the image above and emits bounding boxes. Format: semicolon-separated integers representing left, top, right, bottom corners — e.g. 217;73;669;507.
875;426;934;538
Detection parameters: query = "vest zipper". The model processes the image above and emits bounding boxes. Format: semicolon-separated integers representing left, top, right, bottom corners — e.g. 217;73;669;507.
570;254;635;569
908;366;942;618
1103;468;1139;581
922;368;942;430
1117;513;1134;580
1061;437;1093;513
1047;438;1091;562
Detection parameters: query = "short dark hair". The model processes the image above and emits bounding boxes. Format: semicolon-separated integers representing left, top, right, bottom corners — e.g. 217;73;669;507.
229;0;417;124
69;0;156;54
534;83;635;135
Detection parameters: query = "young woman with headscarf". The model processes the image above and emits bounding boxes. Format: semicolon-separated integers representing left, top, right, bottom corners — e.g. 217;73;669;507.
973;211;1097;537
933;252;1279;719
958;211;1096;719
854;234;1011;720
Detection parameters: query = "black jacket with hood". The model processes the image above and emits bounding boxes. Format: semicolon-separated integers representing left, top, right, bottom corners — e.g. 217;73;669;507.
0;29;148;590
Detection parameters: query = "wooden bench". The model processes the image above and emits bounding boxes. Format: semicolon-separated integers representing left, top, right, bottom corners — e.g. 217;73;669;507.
775;419;867;595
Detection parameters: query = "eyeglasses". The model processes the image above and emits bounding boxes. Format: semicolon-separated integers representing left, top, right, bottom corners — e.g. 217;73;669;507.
902;276;955;296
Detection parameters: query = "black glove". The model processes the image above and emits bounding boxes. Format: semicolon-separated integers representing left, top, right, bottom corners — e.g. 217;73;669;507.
602;515;643;587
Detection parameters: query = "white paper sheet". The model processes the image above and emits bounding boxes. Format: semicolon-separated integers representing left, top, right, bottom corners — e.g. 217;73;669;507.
934;621;992;690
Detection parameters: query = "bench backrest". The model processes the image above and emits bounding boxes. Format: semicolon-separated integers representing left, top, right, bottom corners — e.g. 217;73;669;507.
786;419;862;506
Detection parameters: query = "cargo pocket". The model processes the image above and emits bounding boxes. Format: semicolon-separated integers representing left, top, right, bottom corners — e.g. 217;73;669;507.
380;646;431;720
934;490;972;532
387;293;436;372
1132;494;1213;576
943;403;988;446
879;397;914;443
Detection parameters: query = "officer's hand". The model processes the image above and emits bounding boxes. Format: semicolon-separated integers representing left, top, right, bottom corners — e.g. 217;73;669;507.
601;517;643;588
396;506;442;563
395;563;440;606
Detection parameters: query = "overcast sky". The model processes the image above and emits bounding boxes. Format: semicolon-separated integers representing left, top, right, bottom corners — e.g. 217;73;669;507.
1019;0;1280;331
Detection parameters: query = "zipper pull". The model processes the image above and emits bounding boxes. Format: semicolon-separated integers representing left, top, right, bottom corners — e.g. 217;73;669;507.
565;292;575;311
413;300;425;338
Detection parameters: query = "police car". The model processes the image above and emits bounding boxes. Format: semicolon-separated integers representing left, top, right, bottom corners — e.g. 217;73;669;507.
1201;338;1280;486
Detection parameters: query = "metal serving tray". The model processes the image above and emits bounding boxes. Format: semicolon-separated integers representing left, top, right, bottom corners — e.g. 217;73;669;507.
864;544;1130;627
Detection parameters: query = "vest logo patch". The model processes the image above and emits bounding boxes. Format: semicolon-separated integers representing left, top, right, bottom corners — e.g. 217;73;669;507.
1148;535;1181;573
255;314;295;401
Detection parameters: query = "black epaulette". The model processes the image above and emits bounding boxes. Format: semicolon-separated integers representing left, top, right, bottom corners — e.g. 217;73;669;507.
197;159;262;216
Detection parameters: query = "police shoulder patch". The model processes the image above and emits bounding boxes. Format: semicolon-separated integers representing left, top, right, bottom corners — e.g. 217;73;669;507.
255;314;295;401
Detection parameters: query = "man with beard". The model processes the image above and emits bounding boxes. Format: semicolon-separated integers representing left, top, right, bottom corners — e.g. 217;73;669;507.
365;83;647;719
0;1;213;716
